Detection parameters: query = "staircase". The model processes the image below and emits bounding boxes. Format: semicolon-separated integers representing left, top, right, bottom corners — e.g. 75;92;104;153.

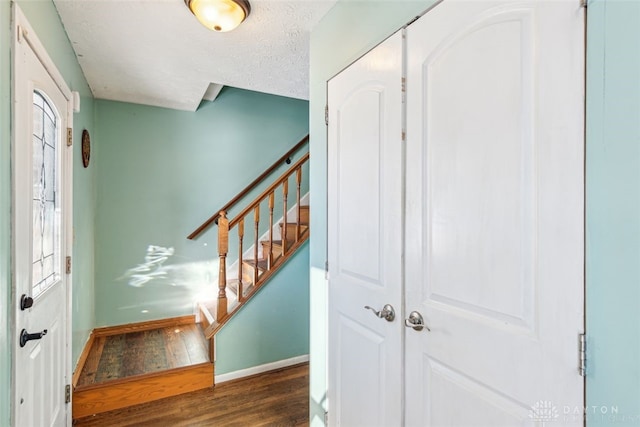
188;136;310;340
71;137;309;420
196;205;310;338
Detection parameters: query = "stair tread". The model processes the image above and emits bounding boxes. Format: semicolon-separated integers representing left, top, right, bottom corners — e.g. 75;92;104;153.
227;278;254;295
262;239;288;246
243;258;268;271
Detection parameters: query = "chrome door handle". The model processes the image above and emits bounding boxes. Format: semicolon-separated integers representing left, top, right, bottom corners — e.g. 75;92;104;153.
364;304;396;322
405;311;430;331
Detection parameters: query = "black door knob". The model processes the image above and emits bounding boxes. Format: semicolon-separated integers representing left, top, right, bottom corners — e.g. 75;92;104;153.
19;329;47;347
20;294;34;310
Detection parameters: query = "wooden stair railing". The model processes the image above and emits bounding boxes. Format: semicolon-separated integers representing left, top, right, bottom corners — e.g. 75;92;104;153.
188;138;310;339
188;135;309;240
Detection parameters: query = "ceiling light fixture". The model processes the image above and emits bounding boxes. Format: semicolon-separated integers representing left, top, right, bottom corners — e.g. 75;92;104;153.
185;0;250;32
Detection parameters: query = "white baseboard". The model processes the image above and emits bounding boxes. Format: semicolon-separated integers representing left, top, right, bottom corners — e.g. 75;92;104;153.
215;354;309;384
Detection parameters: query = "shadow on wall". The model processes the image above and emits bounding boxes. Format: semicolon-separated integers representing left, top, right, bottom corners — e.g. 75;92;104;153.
117;244;219;314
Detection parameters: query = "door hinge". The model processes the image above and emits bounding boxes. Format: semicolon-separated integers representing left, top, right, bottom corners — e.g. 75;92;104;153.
66;256;71;275
325;260;329;280
401;77;406;93
325;105;329;126
579;333;586;377
66;128;73;147
65;384;71;404
324;411;329;425
402;130;406;141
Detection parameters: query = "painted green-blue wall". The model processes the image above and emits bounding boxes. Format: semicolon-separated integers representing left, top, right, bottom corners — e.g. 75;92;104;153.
1;1;12;423
94;90;309;374
0;0;97;423
216;243;310;374
309;1;434;424
586;0;640;424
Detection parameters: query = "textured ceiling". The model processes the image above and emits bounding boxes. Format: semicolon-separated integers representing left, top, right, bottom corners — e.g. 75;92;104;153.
53;0;336;111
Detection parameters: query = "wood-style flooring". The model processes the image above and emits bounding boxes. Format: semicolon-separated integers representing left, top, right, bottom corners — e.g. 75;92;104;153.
77;324;209;386
73;362;309;427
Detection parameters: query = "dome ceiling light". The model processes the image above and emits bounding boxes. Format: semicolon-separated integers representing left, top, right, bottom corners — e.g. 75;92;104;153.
185;0;250;32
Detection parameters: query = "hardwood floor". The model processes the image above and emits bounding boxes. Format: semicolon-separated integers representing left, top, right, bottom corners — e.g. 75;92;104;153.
73;363;309;426
78;323;209;386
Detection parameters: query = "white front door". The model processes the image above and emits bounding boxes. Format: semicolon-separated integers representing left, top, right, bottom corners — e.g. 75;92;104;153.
405;1;585;425
327;31;404;427
12;6;73;427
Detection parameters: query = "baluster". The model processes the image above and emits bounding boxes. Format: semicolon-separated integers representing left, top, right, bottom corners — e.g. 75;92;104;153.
268;192;274;269
281;180;288;256
217;211;229;322
253;205;260;286
237;218;244;301
295;167;302;242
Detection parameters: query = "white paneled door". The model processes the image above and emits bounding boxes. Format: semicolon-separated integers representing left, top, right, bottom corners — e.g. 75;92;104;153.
327;0;585;425
405;1;584;425
327;31;404;427
13;5;73;427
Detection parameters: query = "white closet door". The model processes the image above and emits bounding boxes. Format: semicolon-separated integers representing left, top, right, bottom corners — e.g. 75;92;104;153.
327;31;404;427
405;1;585;425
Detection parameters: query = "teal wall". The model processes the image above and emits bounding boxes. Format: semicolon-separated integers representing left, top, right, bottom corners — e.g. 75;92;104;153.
586;0;640;424
0;0;97;423
93;90;309;374
309;1;434;424
1;1;12;423
216;243;310;374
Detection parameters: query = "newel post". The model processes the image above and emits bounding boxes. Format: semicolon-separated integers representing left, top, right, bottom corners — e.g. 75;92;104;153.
217;211;229;322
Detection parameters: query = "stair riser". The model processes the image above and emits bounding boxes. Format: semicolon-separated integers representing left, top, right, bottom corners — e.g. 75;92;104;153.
261;241;283;261
299;206;309;224
199;304;214;332
279;223;309;239
242;262;264;282
226;274;254;293
73;364;213;419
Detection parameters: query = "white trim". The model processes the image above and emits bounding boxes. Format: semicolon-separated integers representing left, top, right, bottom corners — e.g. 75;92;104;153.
215;354;309;384
14;9;72;102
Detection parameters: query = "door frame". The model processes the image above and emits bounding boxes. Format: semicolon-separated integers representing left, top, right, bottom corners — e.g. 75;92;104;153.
10;3;74;425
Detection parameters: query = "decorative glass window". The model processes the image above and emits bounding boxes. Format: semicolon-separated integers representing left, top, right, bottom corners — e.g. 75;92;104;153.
32;91;61;297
